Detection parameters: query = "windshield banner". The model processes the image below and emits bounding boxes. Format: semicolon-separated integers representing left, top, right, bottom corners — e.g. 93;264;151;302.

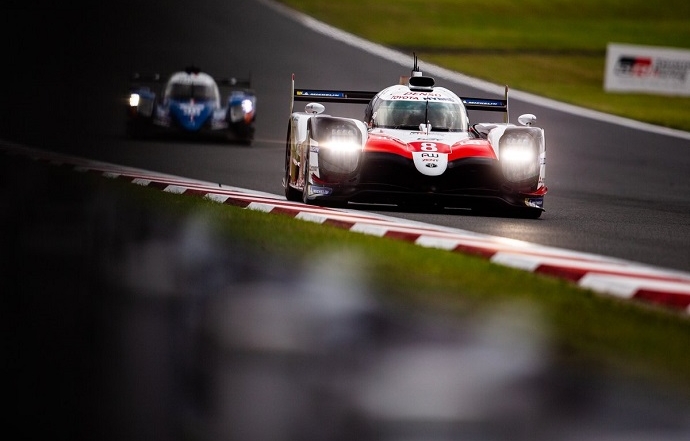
604;43;690;96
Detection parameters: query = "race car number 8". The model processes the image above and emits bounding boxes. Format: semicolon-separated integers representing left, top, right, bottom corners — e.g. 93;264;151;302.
421;142;437;151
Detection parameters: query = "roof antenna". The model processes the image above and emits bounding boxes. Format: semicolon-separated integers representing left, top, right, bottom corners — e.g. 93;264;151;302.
412;52;422;77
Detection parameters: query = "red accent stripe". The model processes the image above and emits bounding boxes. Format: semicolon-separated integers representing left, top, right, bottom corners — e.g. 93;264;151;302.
452;244;497;259
183;189;210;197
270;207;300;217
535;265;587;282
536;264;690;285
384;230;421;242
634;290;690;309
521;186;548;197
365;136;412;158
222;198;251;208
323;219;356;229
449;140;496;160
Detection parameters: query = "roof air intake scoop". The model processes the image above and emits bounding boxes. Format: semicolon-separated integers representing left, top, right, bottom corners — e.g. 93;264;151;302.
408;75;435;91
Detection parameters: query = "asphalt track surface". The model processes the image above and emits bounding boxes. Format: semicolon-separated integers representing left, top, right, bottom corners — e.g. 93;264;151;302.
3;1;690;440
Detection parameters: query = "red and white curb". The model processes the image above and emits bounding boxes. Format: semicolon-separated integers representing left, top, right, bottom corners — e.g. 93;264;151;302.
4;142;690;314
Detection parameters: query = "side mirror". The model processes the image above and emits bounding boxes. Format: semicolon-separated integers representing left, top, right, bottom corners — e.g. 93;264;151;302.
518;113;537;126
305;102;325;115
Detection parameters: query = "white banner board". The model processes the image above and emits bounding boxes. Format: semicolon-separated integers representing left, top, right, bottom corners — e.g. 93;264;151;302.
604;43;690;96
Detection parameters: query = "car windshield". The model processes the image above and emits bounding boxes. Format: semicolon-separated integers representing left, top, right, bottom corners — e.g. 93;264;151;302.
167;83;219;102
372;99;468;132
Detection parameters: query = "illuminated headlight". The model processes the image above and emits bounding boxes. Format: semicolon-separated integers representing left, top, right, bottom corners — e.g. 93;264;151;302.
241;99;254;114
230;99;255;123
499;133;539;182
319;127;361;152
318;135;361;175
322;139;361;151
502;143;535;164
129;93;140;107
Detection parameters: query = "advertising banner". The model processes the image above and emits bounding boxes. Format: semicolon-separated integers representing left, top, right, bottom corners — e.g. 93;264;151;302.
604;43;690;96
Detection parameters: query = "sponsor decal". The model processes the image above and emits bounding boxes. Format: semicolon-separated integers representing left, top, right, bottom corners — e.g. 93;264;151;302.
390;95;455;102
461;98;505;107
525;198;544;209
614;56;653;77
297;90;345;98
605;43;690;95
311;186;332;195
179;102;205;118
613;56;690;82
403;91;442;96
410;133;443;139
409;141;451;154
412;146;448;176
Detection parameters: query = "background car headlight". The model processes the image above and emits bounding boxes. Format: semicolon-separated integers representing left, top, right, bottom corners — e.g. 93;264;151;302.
129;93;140;107
241;99;254;114
499;129;541;183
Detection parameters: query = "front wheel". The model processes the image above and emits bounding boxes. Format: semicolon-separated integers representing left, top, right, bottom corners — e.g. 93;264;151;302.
500;206;544;219
516;208;543;219
284;123;302;201
472;205;543;219
301;151;313;205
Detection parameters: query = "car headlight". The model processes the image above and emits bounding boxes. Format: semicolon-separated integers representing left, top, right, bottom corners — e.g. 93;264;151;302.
317;129;362;176
499;129;541;183
229;98;255;123
319;127;361;151
129;93;154;117
322;139;361;152
241;99;254;114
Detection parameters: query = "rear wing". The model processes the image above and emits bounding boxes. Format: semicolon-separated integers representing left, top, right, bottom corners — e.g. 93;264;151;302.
461;86;510;123
291;74;510;123
129;73;163;89
218;77;253;91
291;74;376;112
129;72;253;91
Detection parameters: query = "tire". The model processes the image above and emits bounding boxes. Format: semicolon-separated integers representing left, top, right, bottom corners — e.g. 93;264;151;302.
227;123;254;146
284;123;302;201
301;149;313;205
500;207;544;219
517;208;543;219
126;120;145;139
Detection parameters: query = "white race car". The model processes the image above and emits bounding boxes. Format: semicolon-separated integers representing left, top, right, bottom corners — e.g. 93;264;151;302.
284;58;547;218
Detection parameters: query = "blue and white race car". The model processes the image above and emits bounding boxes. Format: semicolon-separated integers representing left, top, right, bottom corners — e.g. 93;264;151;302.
126;66;256;145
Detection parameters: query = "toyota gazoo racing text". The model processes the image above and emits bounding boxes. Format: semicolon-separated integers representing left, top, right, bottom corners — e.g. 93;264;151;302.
283;59;547;218
126;66;256;145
